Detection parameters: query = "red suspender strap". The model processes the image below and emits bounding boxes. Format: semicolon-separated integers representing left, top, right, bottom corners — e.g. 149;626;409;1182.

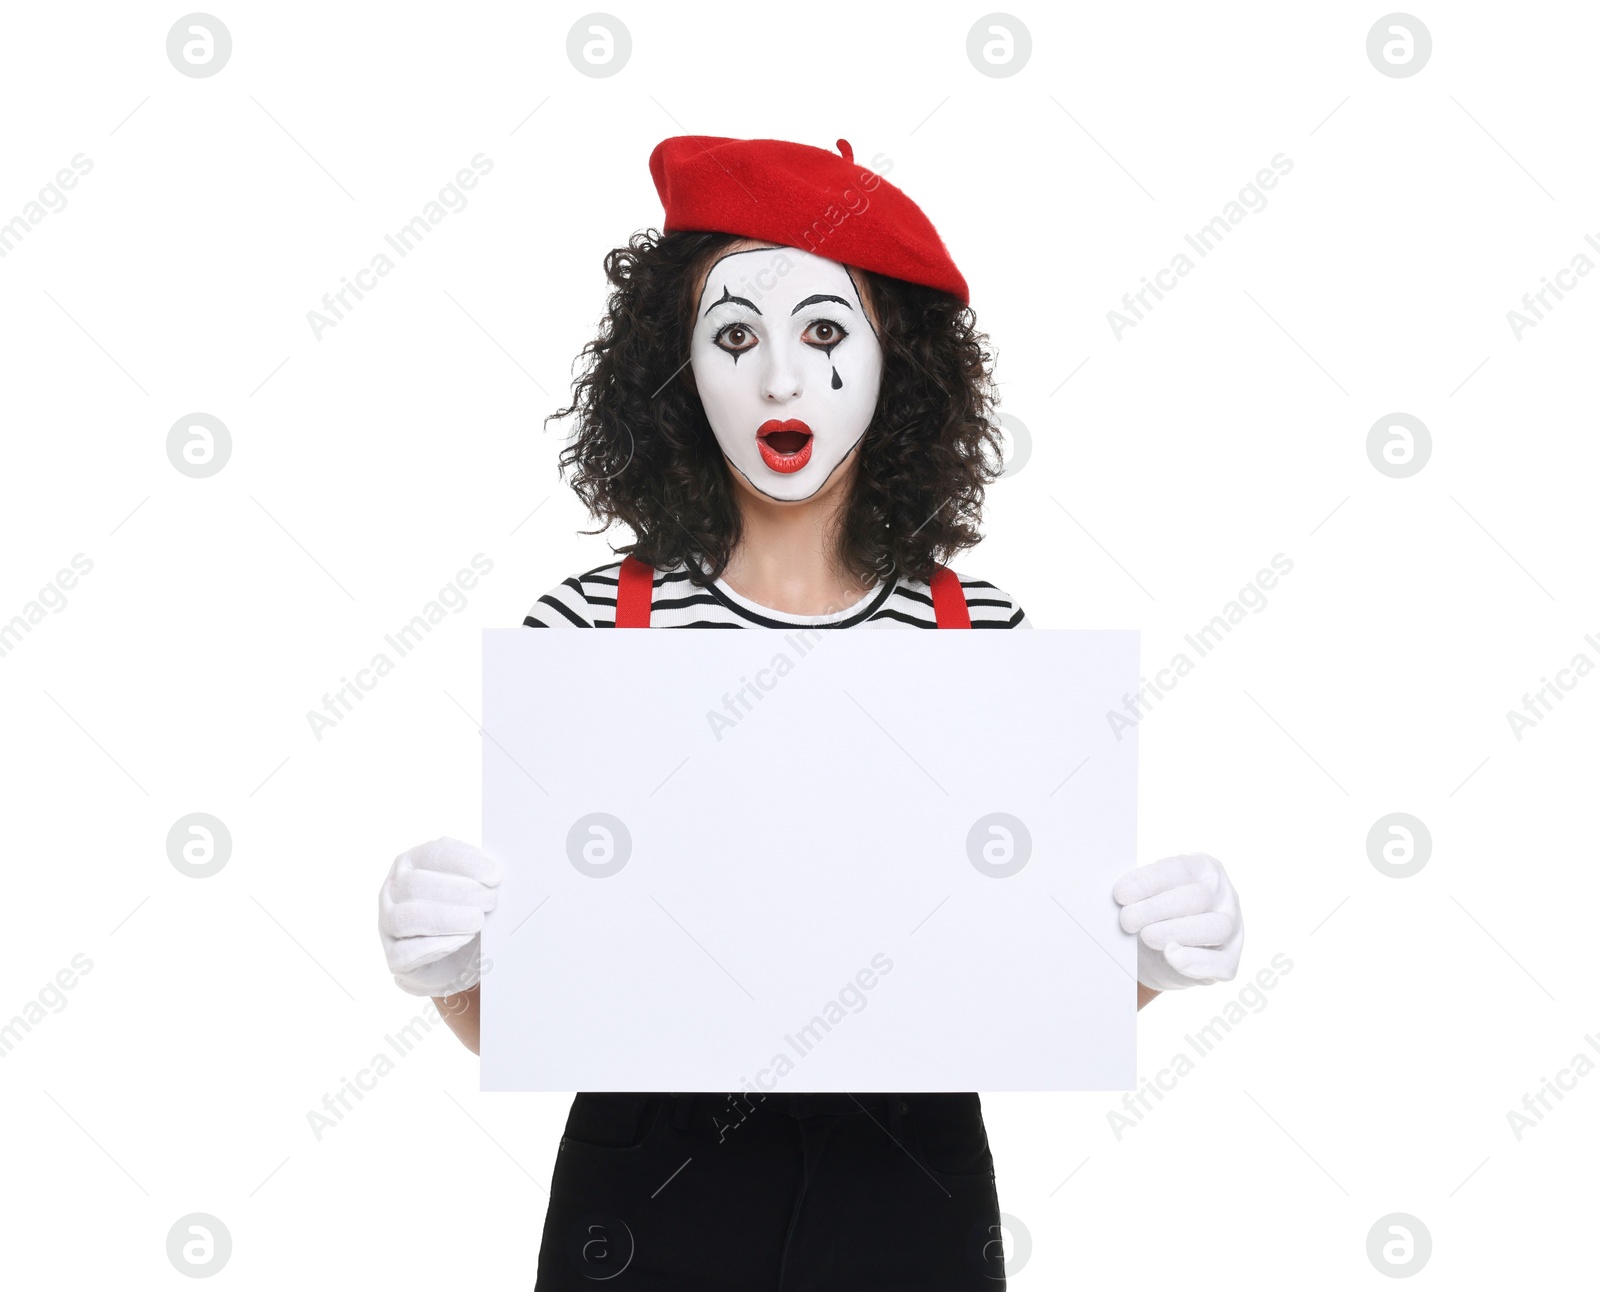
615;555;654;627
929;566;971;628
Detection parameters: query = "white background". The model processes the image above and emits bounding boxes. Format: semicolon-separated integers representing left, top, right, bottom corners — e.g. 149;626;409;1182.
1;1;1595;1286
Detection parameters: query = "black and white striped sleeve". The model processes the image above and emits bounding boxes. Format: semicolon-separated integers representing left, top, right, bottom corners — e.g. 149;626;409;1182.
522;561;625;628
865;574;1032;628
960;578;1032;629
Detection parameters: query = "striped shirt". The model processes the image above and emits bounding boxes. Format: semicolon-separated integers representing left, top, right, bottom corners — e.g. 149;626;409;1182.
524;560;1031;630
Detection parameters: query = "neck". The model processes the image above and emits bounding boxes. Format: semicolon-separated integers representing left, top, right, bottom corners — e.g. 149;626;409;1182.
719;476;875;615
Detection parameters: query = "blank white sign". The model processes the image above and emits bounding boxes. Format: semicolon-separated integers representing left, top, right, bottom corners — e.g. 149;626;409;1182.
479;628;1140;1092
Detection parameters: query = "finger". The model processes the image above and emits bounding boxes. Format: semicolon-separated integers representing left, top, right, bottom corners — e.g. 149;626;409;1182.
400;837;503;885
386;931;476;973
1160;942;1239;984
1138;911;1236;950
380;898;491;940
1111;854;1213;906
1118;880;1213;933
404;940;484;995
389;868;499;911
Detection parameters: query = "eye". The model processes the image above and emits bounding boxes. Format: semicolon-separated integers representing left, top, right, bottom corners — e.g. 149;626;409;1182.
802;319;848;354
713;322;758;356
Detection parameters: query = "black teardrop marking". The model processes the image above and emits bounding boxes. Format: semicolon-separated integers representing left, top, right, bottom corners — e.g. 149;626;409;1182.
830;365;842;390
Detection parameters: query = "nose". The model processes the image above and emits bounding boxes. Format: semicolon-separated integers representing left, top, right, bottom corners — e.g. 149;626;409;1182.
759;342;803;403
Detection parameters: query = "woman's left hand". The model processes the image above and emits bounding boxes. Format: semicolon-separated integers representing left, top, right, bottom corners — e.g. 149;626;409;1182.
1112;853;1244;992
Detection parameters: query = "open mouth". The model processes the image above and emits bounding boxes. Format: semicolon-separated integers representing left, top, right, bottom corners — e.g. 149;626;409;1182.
756;419;813;473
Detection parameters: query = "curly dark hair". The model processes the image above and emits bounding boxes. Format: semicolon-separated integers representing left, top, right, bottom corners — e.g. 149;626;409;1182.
550;228;1004;586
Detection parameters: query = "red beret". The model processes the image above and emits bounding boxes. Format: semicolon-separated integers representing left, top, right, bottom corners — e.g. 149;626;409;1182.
649;136;969;304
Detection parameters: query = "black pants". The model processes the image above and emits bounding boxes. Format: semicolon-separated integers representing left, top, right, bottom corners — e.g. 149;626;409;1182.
534;1091;1006;1289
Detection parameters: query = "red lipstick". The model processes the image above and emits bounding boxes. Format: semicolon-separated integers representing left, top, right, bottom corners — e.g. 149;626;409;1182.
756;419;813;473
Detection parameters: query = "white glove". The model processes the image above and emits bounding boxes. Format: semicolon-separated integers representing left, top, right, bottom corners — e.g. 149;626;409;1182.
1112;852;1244;991
378;837;501;997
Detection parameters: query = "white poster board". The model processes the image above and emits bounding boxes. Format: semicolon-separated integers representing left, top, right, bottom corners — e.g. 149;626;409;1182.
480;628;1139;1092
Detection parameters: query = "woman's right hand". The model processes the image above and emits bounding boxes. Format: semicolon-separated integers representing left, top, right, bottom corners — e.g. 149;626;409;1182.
377;837;501;997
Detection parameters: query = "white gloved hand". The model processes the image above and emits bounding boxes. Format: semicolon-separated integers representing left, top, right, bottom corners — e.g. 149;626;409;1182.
1112;852;1244;991
378;837;501;997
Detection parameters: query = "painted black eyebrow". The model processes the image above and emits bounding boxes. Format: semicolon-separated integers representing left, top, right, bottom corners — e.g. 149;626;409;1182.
703;285;761;317
791;293;854;315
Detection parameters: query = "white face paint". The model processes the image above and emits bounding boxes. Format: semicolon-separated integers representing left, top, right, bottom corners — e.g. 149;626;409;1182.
690;245;884;502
